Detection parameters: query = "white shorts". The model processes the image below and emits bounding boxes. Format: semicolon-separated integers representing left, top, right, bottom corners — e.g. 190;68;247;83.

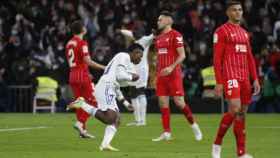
94;81;119;112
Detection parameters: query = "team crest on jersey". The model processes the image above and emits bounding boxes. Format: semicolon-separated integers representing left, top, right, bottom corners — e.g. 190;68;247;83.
213;33;218;43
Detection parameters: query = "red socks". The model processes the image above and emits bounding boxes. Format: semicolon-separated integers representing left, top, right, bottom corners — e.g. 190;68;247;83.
182;104;194;124
161;105;194;132
160;107;170;132
234;116;246;156
214;112;247;157
75;98;96;130
76;109;90;129
214;112;235;145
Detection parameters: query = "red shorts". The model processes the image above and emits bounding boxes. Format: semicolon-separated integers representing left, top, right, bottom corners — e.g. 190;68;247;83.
70;81;97;107
223;79;252;105
156;72;185;96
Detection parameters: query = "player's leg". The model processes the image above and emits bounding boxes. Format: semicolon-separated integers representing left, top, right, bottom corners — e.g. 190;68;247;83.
138;93;147;125
234;80;253;158
67;97;117;124
212;79;242;158
152;95;172;141
67;97;120;151
170;74;202;141
171;73;195;124
127;86;141;126
173;96;194;124
173;96;202;141
234;106;248;157
152;77;172;141
100;109;120;151
78;82;97;138
132;97;141;124
212;98;241;158
138;67;149;126
70;83;91;138
93;82;120;151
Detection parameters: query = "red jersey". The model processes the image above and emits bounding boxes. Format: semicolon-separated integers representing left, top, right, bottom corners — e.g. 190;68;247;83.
155;29;184;75
213;22;258;84
65;36;90;83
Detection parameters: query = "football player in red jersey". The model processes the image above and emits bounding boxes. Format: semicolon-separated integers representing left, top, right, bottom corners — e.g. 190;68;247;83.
65;20;105;138
152;11;202;142
212;1;261;158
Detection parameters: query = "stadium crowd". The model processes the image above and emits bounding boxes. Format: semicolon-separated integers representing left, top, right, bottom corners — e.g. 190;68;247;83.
0;0;280;112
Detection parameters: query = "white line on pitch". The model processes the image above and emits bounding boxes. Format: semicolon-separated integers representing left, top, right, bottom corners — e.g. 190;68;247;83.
202;126;280;129
0;126;49;132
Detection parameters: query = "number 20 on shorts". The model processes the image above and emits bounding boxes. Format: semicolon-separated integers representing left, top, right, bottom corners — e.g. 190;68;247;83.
227;79;238;89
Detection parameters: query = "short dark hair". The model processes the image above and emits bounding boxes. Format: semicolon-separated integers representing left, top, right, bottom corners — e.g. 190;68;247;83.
226;1;242;10
70;20;84;35
127;43;144;53
159;10;174;19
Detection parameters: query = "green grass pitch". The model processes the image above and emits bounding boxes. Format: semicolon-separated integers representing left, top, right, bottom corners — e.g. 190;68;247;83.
0;113;279;158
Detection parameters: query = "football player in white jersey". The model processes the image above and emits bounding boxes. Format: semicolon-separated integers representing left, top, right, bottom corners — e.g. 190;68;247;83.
120;29;154;126
67;43;144;151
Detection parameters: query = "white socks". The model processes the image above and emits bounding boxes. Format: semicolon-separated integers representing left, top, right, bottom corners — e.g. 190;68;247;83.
101;125;117;147
138;95;147;124
81;101;98;116
131;95;147;124
131;98;141;123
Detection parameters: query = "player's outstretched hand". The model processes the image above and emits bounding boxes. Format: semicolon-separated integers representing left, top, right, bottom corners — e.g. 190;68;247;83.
123;100;134;111
132;73;140;81
253;79;261;95
160;66;174;76
214;84;223;97
126;104;134;112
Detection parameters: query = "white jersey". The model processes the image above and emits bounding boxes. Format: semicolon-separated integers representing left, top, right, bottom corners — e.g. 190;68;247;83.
94;53;135;111
121;30;154;88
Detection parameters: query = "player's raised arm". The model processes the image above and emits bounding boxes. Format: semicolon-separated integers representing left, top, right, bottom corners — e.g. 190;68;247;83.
81;43;105;70
83;55;105;70
138;33;154;48
120;29;135;40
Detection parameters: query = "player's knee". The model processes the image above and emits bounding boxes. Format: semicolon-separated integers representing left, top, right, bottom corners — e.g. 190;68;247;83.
174;98;185;109
235;111;245;119
159;100;168;107
105;112;118;124
228;102;241;114
103;117;114;124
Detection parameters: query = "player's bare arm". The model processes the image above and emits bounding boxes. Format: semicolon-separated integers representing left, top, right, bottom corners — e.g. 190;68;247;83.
119;29;135;40
83;56;105;70
247;43;261;96
252;79;261;95
160;46;185;76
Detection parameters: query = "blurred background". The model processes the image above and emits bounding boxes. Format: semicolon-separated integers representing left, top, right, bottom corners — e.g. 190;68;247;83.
0;0;280;113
